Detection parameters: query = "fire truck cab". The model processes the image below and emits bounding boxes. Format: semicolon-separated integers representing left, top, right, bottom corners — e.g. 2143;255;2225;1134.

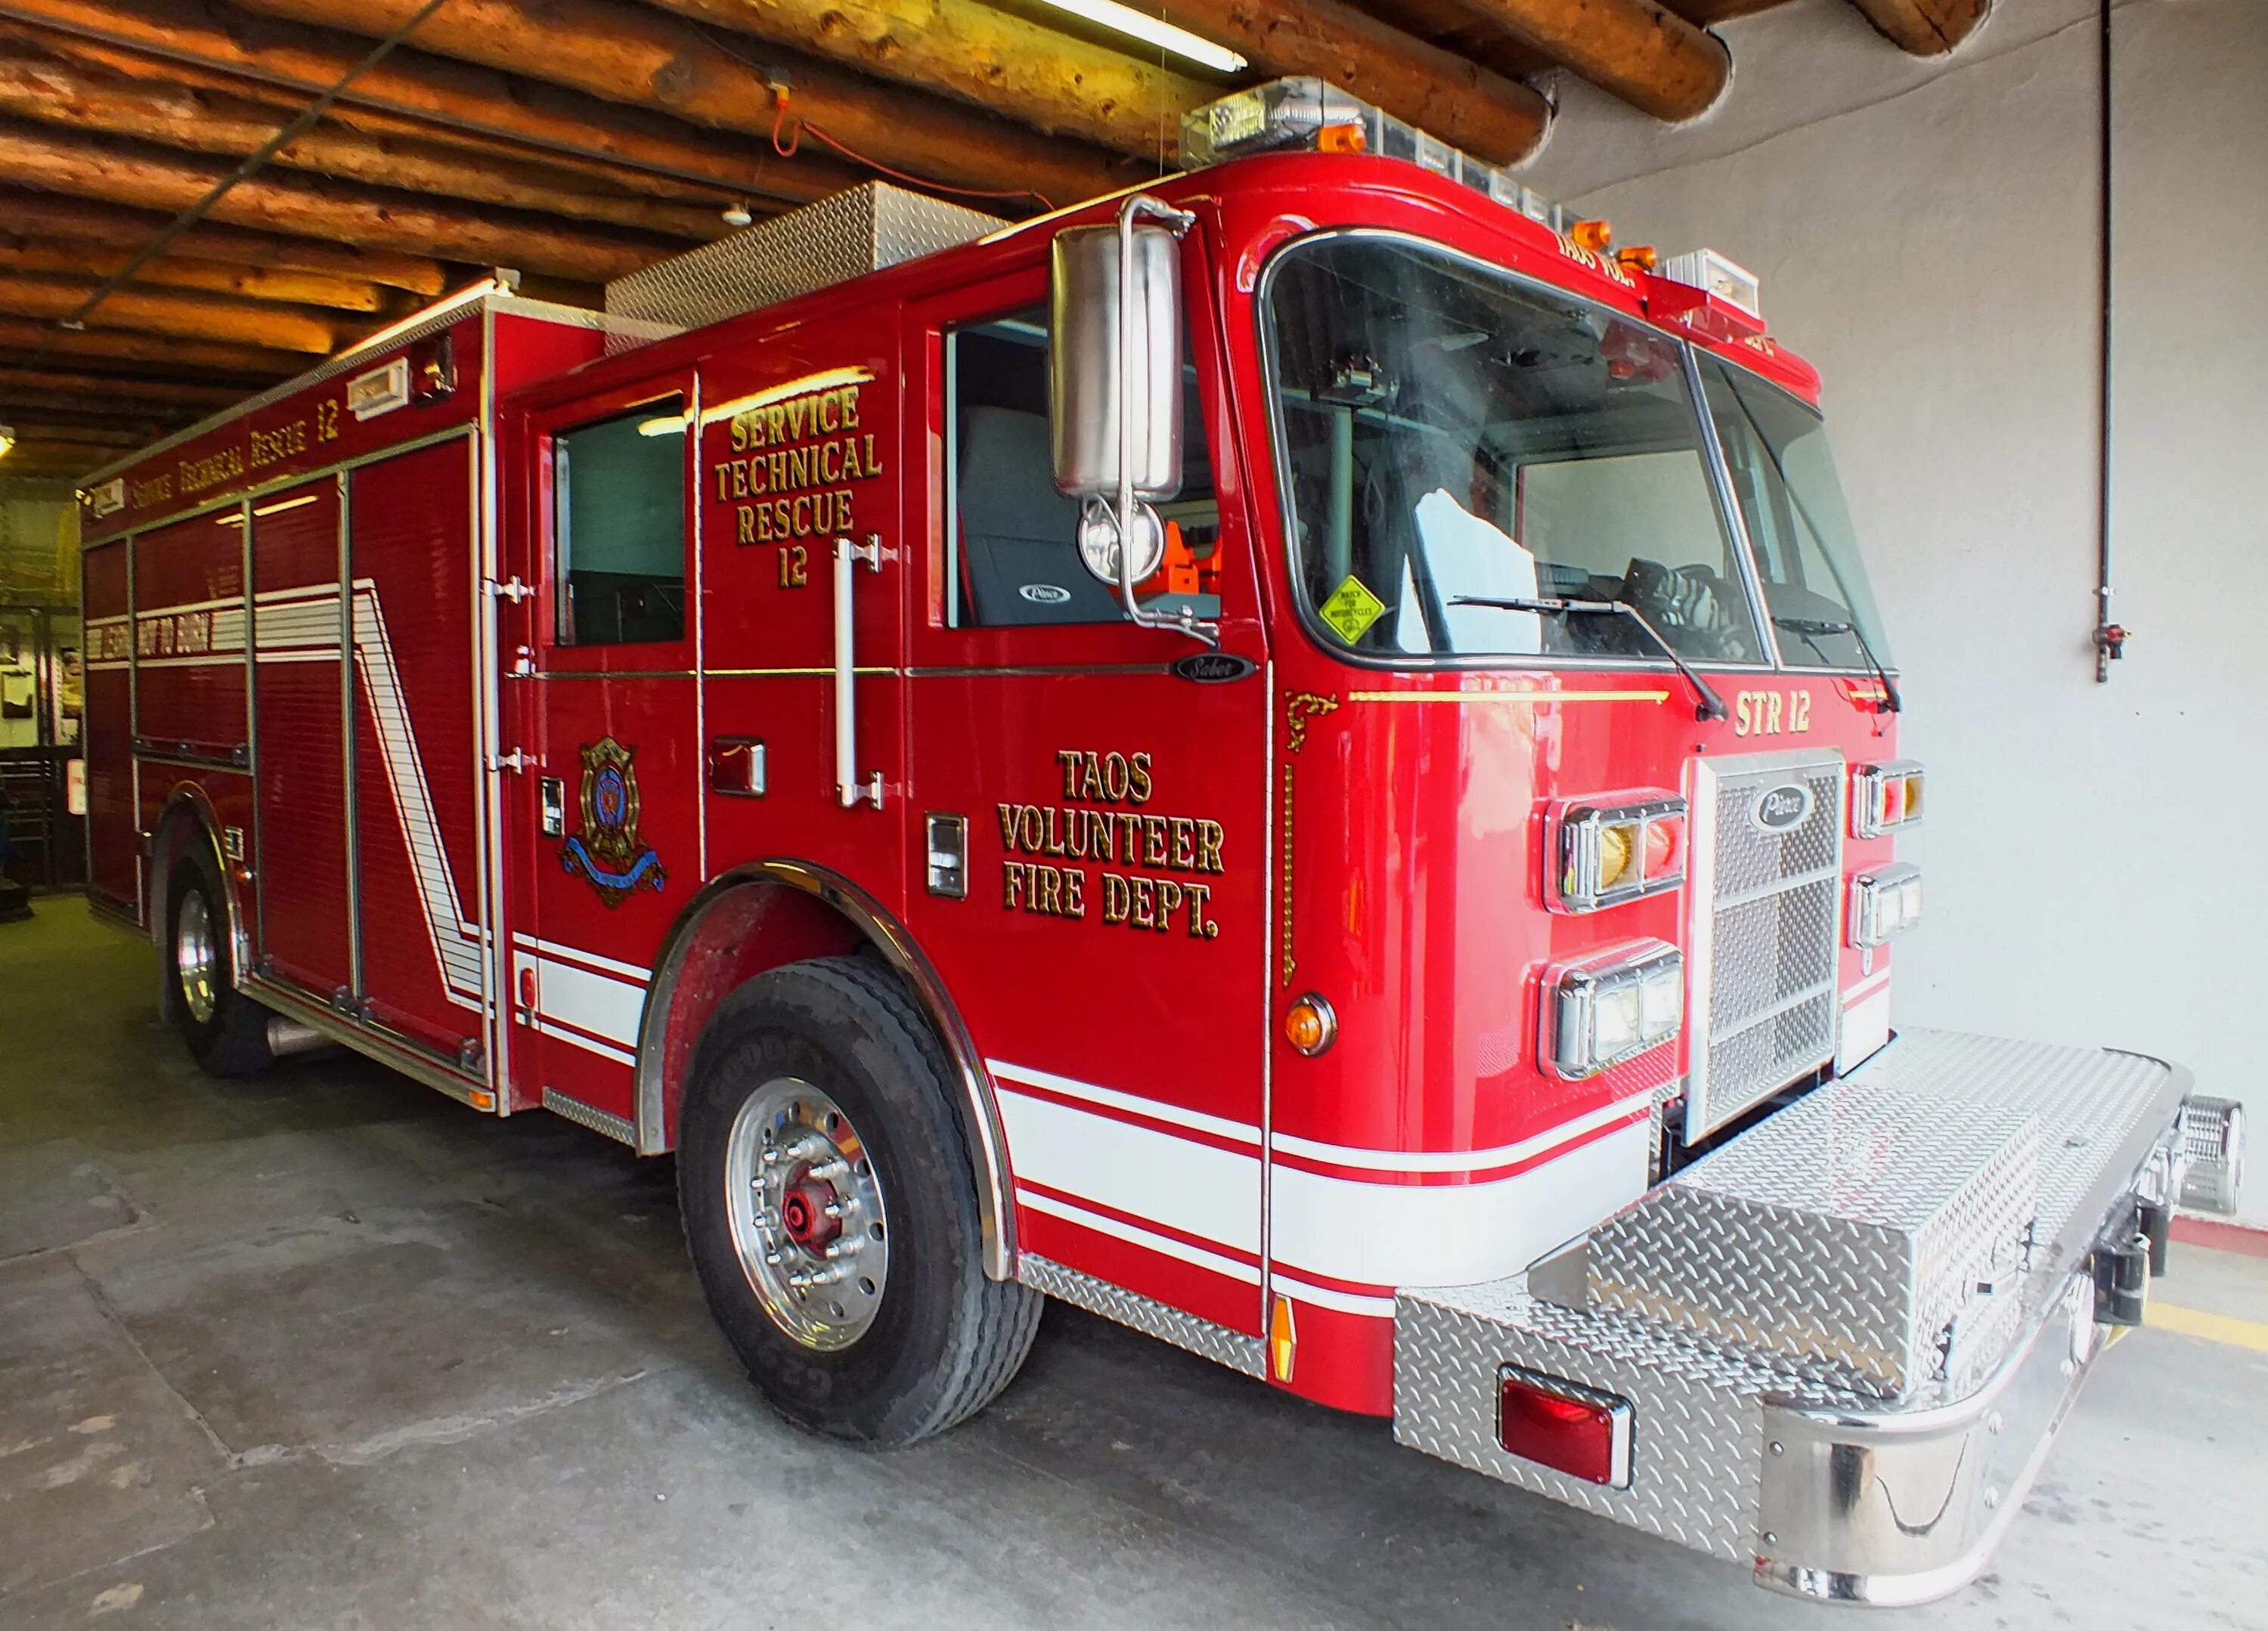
80;79;2244;1605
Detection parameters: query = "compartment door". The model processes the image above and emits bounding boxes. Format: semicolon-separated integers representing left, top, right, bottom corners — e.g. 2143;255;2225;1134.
347;440;493;1059
249;478;352;999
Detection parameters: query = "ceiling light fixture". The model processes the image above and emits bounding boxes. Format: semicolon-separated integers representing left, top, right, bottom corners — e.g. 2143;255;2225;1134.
0;425;14;460
722;201;754;228
1029;0;1247;74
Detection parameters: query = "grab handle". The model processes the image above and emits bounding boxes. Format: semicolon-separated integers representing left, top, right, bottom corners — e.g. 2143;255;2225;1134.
833;534;883;808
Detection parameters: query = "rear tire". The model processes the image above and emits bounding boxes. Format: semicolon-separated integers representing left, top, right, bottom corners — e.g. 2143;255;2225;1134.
677;955;1040;1446
163;847;274;1078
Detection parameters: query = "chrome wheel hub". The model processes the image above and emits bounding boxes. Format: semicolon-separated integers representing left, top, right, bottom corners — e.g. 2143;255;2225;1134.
724;1078;888;1351
176;887;218;1026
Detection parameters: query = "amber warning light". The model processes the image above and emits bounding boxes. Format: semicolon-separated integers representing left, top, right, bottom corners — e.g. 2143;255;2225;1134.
1497;1366;1633;1487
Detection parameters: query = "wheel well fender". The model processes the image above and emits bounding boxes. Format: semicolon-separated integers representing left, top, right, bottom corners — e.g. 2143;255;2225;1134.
634;860;1015;1278
148;785;249;1018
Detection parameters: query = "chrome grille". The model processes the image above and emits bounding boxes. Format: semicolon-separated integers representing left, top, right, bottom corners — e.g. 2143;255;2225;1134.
1684;750;1846;1139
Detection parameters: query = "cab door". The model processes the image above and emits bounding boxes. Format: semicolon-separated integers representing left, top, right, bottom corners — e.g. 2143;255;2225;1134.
899;242;1272;1339
692;318;907;927
503;374;701;1134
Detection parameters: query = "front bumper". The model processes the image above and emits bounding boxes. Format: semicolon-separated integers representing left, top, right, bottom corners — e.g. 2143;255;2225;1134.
1393;1029;2234;1605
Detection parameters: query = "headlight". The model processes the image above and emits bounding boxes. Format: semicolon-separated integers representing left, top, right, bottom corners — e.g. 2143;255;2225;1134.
1848;862;1923;947
1852;760;1924;839
1551;795;1687;913
1545;940;1683;1079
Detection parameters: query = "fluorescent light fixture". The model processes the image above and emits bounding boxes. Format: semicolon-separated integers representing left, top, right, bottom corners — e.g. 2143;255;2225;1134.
1030;0;1246;73
253;493;320;517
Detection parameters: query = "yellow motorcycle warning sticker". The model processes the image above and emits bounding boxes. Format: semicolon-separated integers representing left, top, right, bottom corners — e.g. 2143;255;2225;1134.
1318;576;1386;644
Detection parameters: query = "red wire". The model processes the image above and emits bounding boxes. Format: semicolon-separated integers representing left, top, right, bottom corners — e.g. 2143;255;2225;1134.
770;94;802;159
768;85;1052;213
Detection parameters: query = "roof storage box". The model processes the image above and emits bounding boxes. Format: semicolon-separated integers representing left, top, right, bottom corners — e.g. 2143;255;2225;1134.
603;182;1005;339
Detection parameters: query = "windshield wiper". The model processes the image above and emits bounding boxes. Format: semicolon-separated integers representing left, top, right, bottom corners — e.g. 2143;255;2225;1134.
1450;595;1730;722
1774;615;1901;713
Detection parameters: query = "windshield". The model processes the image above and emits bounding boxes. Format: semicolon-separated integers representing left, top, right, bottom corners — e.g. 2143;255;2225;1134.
1699;357;1894;671
1263;234;1766;664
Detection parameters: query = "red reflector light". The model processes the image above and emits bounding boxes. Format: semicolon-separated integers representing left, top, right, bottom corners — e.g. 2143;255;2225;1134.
1645;811;1684;879
1497;1366;1631;1487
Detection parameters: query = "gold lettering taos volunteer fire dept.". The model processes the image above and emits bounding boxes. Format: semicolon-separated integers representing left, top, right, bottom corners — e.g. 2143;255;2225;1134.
996;749;1224;939
711;382;884;549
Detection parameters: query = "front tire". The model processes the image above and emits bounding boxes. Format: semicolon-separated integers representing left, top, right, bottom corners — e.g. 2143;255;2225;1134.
163;849;274;1077
678;955;1040;1446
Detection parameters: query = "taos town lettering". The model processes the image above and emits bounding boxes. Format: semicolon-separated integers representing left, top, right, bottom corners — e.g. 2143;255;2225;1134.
129;474;174;509
710;382;884;546
137;610;213;658
996;748;1224;939
1733;688;1812;738
92;623;131;661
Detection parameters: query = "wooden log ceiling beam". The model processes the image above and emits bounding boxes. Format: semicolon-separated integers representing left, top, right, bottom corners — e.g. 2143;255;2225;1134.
0;409;218;445
1149;0;1552;161
1400;0;1732;122
0;422;148;447
637;0;1207;156
5;2;860;208
0;365;255;406
1340;0;1553;85
1656;0;1790;20
11;23;748;209
0;38;734;240
652;0;1554;165
0;234;384;309
0;121;680;280
0;186;445;292
0;0;870;209
218;0;1137;204
1844;0;1988;55
0;317;304;376
0;271;339;351
6;422;191;452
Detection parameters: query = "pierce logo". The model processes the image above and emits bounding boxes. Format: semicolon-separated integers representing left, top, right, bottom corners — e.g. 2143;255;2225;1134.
1171;651;1258;683
1750;782;1813;834
1018;583;1071;604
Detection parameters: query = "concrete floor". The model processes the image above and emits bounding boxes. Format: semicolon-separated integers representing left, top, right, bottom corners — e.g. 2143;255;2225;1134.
2;905;2263;1630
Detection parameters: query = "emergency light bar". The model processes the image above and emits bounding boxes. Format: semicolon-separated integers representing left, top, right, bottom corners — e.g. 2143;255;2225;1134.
1181;81;1766;323
1180;79;1570;235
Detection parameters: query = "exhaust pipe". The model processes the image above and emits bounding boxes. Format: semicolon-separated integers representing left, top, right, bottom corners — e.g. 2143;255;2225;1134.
266;1015;335;1060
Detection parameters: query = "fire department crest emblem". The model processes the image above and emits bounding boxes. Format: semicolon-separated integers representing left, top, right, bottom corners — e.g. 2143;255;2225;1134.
559;737;667;907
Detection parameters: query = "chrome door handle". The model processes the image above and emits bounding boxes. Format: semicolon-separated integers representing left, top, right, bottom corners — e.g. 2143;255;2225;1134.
832;534;883;809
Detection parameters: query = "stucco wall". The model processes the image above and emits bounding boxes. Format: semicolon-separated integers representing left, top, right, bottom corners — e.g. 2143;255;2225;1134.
1525;0;2268;1219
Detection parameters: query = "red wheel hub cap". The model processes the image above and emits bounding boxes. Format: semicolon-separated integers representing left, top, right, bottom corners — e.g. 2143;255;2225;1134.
779;1175;841;1249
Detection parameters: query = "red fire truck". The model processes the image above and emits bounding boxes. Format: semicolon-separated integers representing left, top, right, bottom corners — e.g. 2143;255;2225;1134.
80;78;2242;1605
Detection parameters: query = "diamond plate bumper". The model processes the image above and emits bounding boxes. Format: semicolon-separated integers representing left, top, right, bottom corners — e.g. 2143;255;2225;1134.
1393;1029;2201;1605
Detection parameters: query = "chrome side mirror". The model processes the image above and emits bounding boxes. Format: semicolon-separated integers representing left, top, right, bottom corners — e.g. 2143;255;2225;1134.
1049;197;1216;642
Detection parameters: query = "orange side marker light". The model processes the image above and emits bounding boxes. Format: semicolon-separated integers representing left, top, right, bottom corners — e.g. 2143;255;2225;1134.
1269;1293;1297;1383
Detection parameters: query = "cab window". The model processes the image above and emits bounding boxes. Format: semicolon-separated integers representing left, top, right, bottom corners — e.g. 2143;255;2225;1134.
554;397;686;645
943;307;1219;629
